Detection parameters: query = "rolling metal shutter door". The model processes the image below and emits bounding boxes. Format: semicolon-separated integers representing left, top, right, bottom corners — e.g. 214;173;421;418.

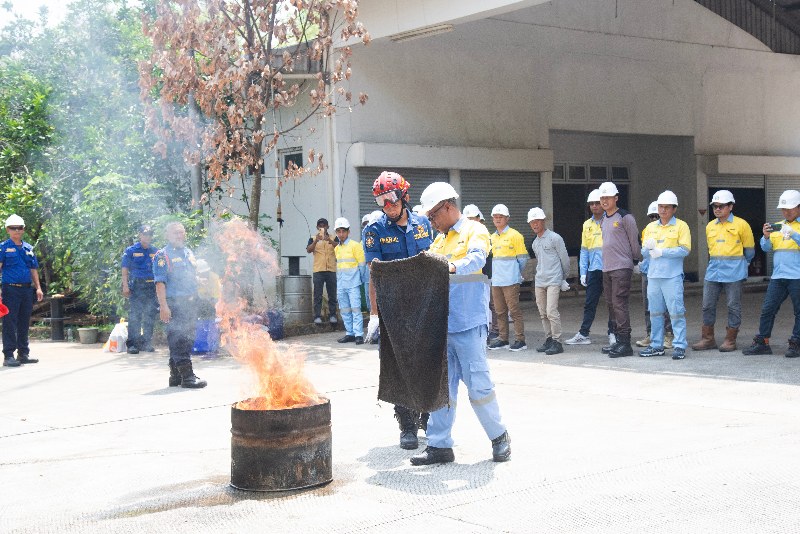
459;171;541;242
358;167;449;217
765;176;799;275
707;176;764;189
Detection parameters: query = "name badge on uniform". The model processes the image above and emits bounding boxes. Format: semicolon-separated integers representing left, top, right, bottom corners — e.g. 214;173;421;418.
133;252;144;257
5;248;15;253
173;257;183;263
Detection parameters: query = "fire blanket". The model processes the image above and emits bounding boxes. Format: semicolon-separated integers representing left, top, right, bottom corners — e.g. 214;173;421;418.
371;251;449;413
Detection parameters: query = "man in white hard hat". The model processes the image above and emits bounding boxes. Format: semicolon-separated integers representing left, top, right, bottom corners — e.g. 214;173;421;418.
743;190;800;358
565;189;614;346
528;207;570;355
488;204;529;351
636;201;674;349
692;190;755;353
640;191;691;360
333;217;366;344
410;182;510;465
0;214;44;367
598;181;642;357
364;171;434;450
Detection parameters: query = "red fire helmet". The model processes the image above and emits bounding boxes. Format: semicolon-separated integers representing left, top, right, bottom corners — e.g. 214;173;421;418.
372;171;410;197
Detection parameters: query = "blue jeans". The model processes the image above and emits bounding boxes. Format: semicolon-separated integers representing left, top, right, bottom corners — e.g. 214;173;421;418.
337;285;363;337
647;276;687;349
756;278;800;342
701;279;743;328
127;279;157;349
579;270;612;336
2;284;34;359
426;325;506;448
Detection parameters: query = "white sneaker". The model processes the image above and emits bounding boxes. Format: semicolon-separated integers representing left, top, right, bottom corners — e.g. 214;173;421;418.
565;333;591;345
608;333;617;345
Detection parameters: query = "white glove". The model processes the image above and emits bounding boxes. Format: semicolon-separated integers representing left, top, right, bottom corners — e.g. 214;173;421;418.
580;275;587;287
650;248;663;259
366;315;379;340
781;225;795;239
633;264;641;275
560;280;570;292
643;238;657;250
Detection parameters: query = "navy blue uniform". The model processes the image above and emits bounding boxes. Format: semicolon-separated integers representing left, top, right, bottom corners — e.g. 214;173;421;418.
0;239;39;359
121;242;158;350
153;244;198;366
363;211;433;263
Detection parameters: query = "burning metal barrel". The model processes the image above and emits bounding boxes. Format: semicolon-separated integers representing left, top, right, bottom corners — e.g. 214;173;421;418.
230;398;332;491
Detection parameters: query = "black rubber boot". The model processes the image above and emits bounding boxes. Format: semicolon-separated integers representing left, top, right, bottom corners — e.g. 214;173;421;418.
491;431;511;462
177;362;207;389
410;446;455;465
394;406;419;450
168;361;181;387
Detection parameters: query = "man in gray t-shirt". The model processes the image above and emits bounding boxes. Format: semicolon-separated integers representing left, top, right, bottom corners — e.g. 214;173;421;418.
597;182;641;358
528;207;570;355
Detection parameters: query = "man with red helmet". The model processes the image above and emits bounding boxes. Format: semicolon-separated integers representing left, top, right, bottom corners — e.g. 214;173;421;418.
363;171;434;450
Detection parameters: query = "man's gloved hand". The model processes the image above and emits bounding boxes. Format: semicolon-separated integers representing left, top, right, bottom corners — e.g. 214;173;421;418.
580;275;587;287
560;280;571;292
366;315;380;341
633;264;641;275
650;248;663;259
643;238;657;250
781;225;796;239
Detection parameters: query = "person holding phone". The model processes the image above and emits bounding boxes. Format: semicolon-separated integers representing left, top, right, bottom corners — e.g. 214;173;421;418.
307;218;338;325
743;190;800;358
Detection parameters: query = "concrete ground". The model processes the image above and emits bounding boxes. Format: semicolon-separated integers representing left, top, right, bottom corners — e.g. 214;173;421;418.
2;286;800;533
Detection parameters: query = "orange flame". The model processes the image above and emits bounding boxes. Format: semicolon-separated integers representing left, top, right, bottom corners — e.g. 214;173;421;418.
214;219;321;410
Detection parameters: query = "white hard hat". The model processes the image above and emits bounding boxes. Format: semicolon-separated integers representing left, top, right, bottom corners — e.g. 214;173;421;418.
656;190;679;206
527;207;546;222
333;217;350;230
777;190;800;209
419;182;458;214
598;182;619;196
491;204;510;217
647;201;658;216
5;214;24;227
361;214;370;224
463;204;481;218
369;210;383;224
587;189;601;203
710;190;735;205
412;205;423;215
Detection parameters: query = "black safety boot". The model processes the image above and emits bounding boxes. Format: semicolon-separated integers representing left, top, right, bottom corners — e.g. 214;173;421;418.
419;412;430;432
395;406;419;450
491;431;511;462
545;340;564;355
601;341;619;354
168;361;181;387
410;446;455;466
786;338;800;359
177;362;207;389
3;356;20;367
17;354;38;364
609;335;633;358
743;336;772;355
536;337;553;353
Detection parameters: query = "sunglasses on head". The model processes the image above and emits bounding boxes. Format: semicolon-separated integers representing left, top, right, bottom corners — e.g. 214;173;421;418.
7;226;24;231
374;190;402;207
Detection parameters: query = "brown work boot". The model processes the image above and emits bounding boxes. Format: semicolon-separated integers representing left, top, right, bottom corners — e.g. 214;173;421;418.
691;325;717;351
718;327;739;352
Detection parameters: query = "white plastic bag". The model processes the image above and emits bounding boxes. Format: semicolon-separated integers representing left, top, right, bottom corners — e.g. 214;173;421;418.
103;321;128;353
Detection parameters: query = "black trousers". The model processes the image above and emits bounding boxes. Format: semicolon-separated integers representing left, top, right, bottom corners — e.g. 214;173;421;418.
2;284;34;358
166;296;196;365
313;271;337;318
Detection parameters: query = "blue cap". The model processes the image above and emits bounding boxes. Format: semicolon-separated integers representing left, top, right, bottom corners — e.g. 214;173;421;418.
139;224;154;235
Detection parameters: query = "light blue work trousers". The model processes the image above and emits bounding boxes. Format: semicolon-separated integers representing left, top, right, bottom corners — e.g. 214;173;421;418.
427;324;506;448
337;285;363;337
648;275;688;349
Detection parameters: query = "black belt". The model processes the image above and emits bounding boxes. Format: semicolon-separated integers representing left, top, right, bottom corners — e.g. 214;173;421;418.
3;283;31;287
133;279;155;283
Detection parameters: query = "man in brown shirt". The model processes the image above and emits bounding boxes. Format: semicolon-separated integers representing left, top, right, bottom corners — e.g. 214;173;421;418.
307;218;338;324
598;182;642;357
